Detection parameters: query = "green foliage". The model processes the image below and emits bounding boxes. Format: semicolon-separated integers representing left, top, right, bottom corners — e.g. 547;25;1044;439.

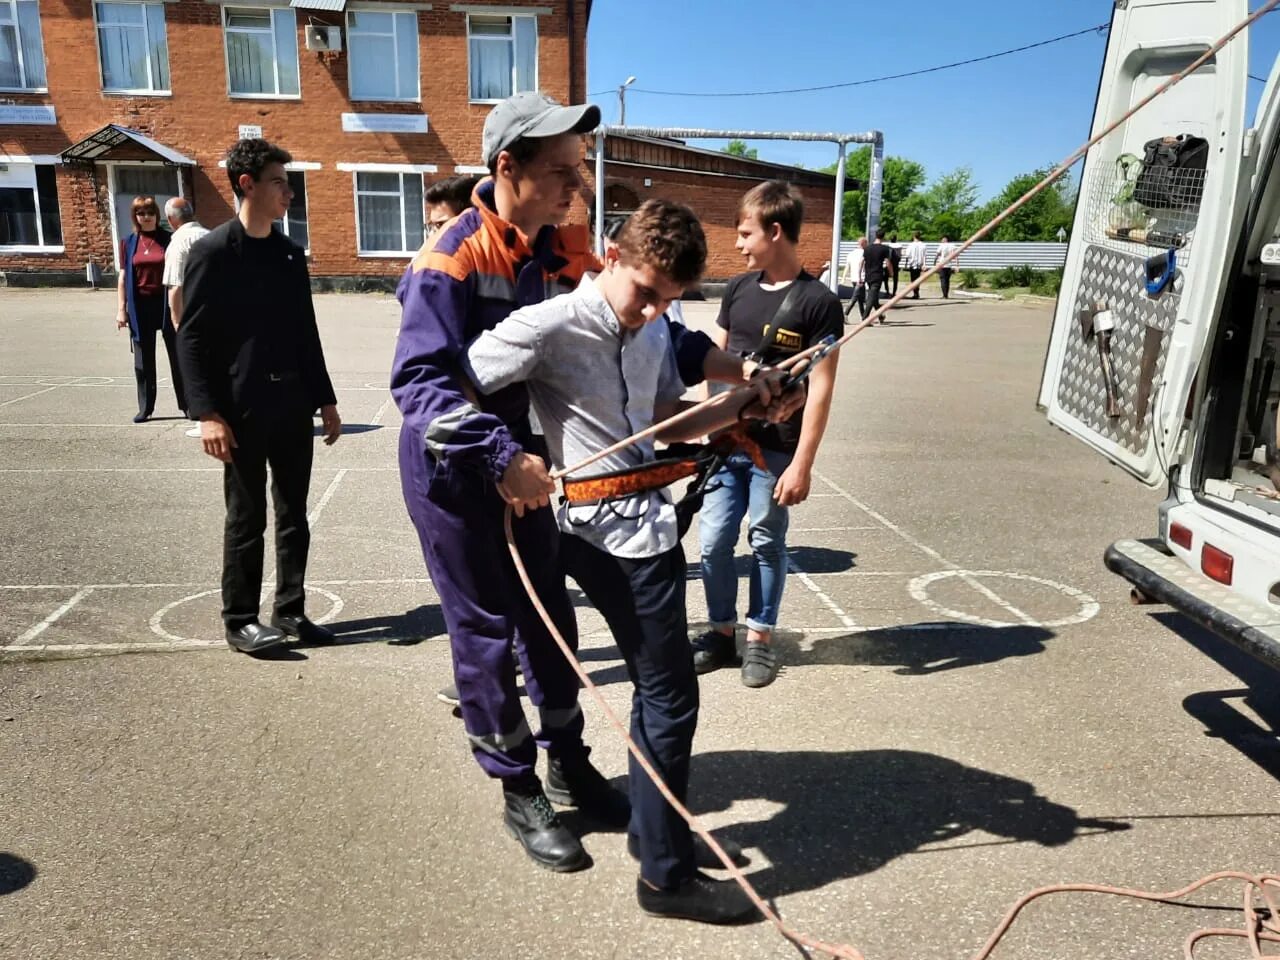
959;270;988;289
821;146;926;239
978;166;1076;241
724;139;758;160
991;264;1037;288
1029;268;1064;296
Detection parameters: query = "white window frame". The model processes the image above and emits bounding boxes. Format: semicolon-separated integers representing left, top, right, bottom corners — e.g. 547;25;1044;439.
346;8;419;103
276;169;310;253
0;160;64;253
94;0;171;95
0;0;48;93
465;12;537;104
346;165;435;257
222;5;300;100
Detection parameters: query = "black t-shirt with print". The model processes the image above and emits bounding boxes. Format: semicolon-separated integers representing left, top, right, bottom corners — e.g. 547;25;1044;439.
863;242;892;283
717;270;843;453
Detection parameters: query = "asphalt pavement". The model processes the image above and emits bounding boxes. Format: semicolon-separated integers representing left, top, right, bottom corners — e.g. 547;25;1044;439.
0;287;1275;960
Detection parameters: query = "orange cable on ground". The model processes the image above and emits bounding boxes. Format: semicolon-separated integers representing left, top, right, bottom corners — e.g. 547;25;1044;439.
505;2;1280;956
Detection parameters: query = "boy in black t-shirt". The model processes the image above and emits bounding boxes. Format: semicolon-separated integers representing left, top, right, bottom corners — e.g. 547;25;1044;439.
861;229;894;323
693;180;843;688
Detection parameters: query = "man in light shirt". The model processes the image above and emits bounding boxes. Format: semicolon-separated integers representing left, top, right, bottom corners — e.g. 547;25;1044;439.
162;197;210;437
841;235;867;319
904;231;927;299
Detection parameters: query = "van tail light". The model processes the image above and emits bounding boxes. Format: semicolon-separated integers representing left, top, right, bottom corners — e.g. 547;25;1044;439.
1201;543;1234;585
1169;522;1193;550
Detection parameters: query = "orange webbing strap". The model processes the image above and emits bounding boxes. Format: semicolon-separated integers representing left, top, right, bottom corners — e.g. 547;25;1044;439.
562;458;702;505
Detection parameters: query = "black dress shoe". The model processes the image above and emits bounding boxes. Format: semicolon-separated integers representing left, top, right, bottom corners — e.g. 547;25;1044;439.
545;754;631;828
636;871;761;924
627;831;747;870
271;614;336;645
225;621;286;654
691;630;737;674
502;777;588;873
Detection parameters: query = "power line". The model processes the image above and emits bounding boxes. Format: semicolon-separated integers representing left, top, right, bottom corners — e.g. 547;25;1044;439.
1251;73;1269;82
591;22;1109;100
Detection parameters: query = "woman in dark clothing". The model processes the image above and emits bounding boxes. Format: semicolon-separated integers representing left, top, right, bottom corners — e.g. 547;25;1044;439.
115;195;176;423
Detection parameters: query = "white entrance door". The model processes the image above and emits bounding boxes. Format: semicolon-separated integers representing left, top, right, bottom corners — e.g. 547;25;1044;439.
110;164;182;267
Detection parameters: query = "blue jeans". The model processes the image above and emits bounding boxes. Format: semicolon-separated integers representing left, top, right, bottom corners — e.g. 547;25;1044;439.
699;449;792;633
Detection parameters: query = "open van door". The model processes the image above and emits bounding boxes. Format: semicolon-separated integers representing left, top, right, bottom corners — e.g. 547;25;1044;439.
1038;0;1250;487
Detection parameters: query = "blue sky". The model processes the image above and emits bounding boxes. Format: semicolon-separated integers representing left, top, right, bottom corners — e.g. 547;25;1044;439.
585;1;1280;201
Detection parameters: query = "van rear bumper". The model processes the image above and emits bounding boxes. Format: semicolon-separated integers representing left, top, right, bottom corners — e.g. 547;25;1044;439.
1105;538;1280;672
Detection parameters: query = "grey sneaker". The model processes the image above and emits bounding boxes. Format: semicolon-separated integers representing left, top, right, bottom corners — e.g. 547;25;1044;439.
691;630;737;674
437;683;460;707
740;642;778;688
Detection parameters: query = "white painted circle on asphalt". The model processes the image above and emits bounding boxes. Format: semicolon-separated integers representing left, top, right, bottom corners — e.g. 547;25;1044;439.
907;570;1100;629
149;586;345;644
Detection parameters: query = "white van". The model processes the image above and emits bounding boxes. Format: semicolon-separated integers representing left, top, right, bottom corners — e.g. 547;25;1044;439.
1039;0;1280;670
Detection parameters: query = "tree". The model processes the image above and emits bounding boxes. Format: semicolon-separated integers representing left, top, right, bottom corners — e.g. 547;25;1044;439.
820;146;925;239
891;167;982;240
724;139;758;160
978;166;1076;241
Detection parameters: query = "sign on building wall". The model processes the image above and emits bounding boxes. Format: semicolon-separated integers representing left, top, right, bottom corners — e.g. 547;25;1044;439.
341;113;429;134
0;105;56;125
238;124;263;140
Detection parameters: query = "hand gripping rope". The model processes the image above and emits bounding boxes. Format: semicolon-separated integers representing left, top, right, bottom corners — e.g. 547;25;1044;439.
503;2;1280;955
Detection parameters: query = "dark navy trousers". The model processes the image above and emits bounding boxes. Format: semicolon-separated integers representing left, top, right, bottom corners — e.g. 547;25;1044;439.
561;535;698;890
399;424;587;781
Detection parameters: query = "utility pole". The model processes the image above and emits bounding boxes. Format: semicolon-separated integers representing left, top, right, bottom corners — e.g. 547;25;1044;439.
618;75;636;125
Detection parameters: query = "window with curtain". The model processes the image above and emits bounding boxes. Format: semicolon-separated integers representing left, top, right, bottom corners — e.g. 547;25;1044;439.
96;1;170;92
274;171;309;250
224;6;299;97
0;0;47;90
347;10;418;101
0;164;62;248
467;14;536;102
354;171;423;254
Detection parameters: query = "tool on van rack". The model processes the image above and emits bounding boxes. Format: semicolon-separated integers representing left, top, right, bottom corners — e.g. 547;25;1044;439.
1079;302;1123;419
1136;321;1165;426
505;2;1280;958
1145;248;1178;297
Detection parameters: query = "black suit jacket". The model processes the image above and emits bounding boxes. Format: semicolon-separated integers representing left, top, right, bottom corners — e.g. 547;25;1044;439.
176;218;337;421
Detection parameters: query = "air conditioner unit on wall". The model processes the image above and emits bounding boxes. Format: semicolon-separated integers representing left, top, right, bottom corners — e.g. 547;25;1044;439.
304;25;342;52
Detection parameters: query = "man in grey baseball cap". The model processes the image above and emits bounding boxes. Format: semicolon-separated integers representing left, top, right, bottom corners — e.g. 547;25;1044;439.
482;91;600;169
393;89;625;877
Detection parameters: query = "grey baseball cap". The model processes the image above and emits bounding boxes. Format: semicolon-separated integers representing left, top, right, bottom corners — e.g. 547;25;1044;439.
481;92;600;168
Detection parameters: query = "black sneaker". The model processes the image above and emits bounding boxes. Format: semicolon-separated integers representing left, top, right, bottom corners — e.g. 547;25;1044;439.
502;777;589;873
740;642;779;688
545;754;631;828
627;832;747;870
637;872;761;925
691;630;737;674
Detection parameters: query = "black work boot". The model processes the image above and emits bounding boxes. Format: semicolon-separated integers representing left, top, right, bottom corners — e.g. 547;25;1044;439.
545;754;631;829
691;630;737;674
502;776;588;873
637;872;762;925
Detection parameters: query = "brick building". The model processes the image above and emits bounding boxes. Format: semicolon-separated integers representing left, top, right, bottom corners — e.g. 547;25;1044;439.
589;134;850;282
0;0;837;286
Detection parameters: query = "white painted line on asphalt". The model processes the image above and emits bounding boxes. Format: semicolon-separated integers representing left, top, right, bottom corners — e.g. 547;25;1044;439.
0;385;62;408
804;570;922;577
370;397;393;426
814;472;1037;626
308;468;349;526
4;640;223;653
15;587;95;643
908;570;1100;630
790;526;880;533
786;555;858;630
0;577;433;590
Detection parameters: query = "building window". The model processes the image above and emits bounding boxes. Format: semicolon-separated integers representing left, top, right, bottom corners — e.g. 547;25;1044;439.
96;1;170;93
0;164;62;248
224;6;299;98
276;170;309;250
355;171;423;254
0;0;47;91
347;10;418;102
467;14;535;102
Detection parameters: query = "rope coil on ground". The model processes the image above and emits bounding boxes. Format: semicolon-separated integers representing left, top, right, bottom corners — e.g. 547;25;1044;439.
502;3;1280;956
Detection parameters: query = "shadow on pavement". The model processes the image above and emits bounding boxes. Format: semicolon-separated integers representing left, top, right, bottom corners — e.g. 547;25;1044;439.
318;604;446;647
315;423;383;437
684;546;858;580
1153;612;1280;782
790;623;1055;675
687;749;1129;900
0;853;36;895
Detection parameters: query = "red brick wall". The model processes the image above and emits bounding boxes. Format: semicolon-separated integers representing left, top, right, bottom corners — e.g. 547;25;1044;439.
1;0;588;278
582;163;837;282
